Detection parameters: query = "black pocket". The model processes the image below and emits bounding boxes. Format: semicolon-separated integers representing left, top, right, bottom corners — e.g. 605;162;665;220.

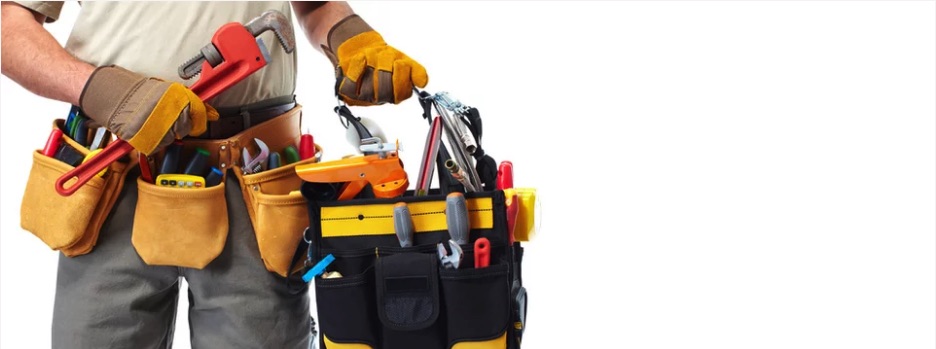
315;268;379;348
376;253;445;349
441;262;511;348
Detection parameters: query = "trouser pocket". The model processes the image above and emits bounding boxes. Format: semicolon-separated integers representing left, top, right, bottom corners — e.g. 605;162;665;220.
131;177;228;268
20;121;127;257
440;262;511;349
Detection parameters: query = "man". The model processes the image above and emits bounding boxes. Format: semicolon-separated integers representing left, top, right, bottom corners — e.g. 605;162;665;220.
0;1;427;348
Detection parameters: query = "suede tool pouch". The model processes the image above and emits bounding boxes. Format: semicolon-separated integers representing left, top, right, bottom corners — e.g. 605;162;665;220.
20;120;127;257
238;148;320;277
131;177;228;268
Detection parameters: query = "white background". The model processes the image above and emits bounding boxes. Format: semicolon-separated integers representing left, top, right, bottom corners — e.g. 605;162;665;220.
2;1;935;348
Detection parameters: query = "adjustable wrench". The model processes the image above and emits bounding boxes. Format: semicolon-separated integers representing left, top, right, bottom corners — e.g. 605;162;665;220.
241;138;270;174
56;10;296;196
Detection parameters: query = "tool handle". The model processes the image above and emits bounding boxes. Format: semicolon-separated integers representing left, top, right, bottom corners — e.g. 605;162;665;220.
42;128;63;157
497;161;514;190
393;203;414;247
474;237;490;269
446;192;470;245
55;140;133;196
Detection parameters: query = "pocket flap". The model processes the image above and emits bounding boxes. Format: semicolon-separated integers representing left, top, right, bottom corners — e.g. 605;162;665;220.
375;253;440;331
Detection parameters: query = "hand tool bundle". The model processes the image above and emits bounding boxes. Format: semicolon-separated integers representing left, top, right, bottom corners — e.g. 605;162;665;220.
55;10;295;196
294;91;537;349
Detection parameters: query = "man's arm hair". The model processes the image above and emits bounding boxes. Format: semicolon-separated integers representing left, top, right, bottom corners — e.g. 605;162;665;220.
1;2;94;106
291;1;355;53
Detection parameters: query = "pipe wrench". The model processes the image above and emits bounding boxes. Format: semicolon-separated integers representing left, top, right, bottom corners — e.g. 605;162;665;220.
55;10;296;196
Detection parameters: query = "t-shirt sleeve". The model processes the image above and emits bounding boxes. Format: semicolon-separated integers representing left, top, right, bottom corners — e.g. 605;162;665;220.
11;1;64;23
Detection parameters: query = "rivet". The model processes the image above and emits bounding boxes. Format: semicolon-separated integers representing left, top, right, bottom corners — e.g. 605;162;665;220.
220;145;227;150
220;163;227;168
253;185;259;191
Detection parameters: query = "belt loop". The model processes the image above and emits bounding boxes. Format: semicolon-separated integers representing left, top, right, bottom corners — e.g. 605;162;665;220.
241;107;251;129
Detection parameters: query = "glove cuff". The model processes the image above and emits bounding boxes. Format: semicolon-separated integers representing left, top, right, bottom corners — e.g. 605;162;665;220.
326;14;375;52
79;65;147;126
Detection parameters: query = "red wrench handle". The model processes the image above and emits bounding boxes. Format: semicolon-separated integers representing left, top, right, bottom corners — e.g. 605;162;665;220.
55;23;267;196
55;140;134;195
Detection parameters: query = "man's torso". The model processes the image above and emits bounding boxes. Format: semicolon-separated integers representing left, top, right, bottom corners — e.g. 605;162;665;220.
65;1;297;108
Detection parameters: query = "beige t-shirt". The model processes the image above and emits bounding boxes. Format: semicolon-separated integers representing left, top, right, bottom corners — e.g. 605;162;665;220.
15;1;297;108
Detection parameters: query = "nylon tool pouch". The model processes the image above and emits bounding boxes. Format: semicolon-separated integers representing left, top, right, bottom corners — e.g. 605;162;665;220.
20;119;128;257
306;190;527;349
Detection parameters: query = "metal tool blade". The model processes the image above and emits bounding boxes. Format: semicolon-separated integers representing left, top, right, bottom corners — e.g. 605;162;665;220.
257;38;271;63
179;53;206;80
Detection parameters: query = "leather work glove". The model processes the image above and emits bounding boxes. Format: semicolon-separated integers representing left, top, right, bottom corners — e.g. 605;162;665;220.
323;15;428;106
79;65;219;155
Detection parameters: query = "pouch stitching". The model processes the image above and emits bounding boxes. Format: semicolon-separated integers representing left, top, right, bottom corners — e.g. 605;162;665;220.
322;208;491;222
448;326;511;347
137;181;226;199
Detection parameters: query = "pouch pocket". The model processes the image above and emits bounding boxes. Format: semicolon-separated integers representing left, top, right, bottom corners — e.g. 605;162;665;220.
316;268;380;349
440;263;511;349
240;155;318;277
376;253;445;349
20;132;128;257
253;190;308;276
131;178;228;268
21;150;106;252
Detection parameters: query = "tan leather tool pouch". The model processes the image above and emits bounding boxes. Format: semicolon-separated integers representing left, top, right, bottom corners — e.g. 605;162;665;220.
21;120;129;257
132;177;229;269
167;105;319;275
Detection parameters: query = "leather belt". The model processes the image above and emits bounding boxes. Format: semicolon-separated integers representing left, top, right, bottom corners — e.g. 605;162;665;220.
195;95;297;139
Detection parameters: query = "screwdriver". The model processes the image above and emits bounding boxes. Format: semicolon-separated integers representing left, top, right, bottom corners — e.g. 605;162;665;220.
446;192;470;245
393;202;414;247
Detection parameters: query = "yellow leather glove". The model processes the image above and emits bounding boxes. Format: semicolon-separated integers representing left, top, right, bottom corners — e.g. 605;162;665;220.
323;15;428;106
80;65;219;155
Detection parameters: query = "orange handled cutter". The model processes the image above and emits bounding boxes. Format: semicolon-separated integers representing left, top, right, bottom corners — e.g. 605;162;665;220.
295;146;408;201
54;10;296;196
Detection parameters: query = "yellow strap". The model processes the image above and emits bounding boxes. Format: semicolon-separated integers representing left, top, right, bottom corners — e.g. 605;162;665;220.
452;332;507;349
323;335;373;349
321;198;494;238
127;83;188;155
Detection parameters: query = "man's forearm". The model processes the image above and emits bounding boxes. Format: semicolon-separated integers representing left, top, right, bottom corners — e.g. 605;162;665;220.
291;1;355;53
1;2;93;106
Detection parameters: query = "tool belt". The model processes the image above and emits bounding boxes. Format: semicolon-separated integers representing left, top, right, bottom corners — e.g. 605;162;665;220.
200;95;298;139
21;101;321;278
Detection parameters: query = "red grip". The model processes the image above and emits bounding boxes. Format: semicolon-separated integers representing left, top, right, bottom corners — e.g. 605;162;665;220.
474;237;490;269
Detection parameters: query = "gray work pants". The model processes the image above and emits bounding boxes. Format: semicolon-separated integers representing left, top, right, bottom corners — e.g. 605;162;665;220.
51;172;312;348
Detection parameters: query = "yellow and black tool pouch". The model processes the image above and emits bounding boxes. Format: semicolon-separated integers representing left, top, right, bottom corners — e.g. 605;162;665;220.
302;189;528;349
20;119;129;257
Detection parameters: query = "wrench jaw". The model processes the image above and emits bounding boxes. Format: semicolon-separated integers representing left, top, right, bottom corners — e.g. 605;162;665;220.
244;10;296;54
437;240;463;269
241;138;270;174
177;10;296;80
